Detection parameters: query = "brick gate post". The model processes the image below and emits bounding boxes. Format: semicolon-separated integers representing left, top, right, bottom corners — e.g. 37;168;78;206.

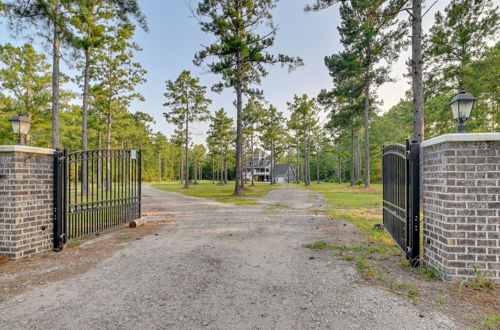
0;146;56;259
421;133;500;282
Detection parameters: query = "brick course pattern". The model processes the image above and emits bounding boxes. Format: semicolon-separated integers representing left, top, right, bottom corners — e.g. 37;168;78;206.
0;149;55;259
422;140;500;282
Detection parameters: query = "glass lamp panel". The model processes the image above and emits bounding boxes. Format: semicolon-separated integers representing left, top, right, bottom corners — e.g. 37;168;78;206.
19;120;31;135
450;102;459;120
10;120;20;135
460;100;474;119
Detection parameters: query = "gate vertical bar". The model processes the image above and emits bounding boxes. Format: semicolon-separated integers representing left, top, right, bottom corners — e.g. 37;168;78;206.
138;149;142;218
405;139;411;259
53;148;66;251
409;139;420;266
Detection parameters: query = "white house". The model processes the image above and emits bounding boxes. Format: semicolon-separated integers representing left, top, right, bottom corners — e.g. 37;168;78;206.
243;152;296;183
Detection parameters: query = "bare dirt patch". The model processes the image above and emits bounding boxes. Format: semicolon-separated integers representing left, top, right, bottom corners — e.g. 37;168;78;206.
312;219;499;328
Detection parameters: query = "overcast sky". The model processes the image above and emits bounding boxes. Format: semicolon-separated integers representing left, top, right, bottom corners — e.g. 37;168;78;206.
1;0;448;145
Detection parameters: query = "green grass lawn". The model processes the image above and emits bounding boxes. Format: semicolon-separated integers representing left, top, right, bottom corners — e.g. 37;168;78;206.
150;180;279;205
296;182;382;224
297;182;396;249
303;182;383;208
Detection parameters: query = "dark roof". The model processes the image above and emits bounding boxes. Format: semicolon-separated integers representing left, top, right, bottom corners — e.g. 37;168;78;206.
273;164;294;177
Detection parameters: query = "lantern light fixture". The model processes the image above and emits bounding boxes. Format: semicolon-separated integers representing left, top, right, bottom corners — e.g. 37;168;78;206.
8;113;32;145
448;87;477;133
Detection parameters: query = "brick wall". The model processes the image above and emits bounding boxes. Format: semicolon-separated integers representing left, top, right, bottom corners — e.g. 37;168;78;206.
421;134;500;282
0;146;55;259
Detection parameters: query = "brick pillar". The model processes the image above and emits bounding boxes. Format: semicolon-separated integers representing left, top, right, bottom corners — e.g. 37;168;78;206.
421;133;500;282
0;146;56;259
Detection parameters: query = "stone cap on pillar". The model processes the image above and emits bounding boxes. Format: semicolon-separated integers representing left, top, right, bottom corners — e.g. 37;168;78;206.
0;145;56;155
421;132;500;148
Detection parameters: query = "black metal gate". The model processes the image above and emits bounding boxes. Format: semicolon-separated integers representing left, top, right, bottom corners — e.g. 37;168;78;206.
54;149;142;250
382;139;420;266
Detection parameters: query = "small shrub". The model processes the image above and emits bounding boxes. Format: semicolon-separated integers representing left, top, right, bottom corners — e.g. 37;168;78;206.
344;254;354;261
399;258;411;267
437;295;446;304
66;241;81;248
356;255;371;273
419;266;443;280
355;179;363;186
471;267;495;291
305;240;327;249
390;282;409;291
407;288;420;298
459;267;495;292
480;314;500;329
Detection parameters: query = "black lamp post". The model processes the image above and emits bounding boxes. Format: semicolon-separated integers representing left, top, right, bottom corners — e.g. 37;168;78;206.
8;113;32;145
449;87;477;133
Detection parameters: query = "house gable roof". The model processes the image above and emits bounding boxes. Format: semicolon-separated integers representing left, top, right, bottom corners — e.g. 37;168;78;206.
273;164;293;177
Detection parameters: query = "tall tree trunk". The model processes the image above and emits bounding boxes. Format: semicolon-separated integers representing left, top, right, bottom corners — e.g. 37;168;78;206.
412;0;424;143
251;135;255;186
212;155;215;184
316;152;320;184
305;133;311;186
296;137;300;183
350;124;355;186
158;153;161;183
287;150;291;183
215;157;218;182
81;46;90;194
180;156;183;183
343;159;346;182
303;137;307;185
270;141;274;185
356;128;361;180
194;160;197;183
241;144;245;188
363;66;371;188
52;0;61;149
233;31;243;195
184;111;189;189
224;150;228;184
220;155;224;184
338;154;342;184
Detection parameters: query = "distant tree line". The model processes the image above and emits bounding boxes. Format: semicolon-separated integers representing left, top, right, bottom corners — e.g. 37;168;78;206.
0;0;497;186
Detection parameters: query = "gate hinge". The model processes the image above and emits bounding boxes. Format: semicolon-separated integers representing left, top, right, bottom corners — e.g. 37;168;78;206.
406;247;412;259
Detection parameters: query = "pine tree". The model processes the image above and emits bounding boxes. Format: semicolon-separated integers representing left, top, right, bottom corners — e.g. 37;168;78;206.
163;70;211;189
260;105;287;184
0;43;52;145
339;1;406;187
319;48;364;186
426;0;499;91
424;0;499;135
5;0;77;148
287;95;320;186
207;108;234;185
92;23;146;191
243;99;264;186
70;0;148;156
194;0;302;195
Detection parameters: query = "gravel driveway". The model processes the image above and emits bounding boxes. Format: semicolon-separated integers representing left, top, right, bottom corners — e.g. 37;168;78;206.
0;184;461;329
